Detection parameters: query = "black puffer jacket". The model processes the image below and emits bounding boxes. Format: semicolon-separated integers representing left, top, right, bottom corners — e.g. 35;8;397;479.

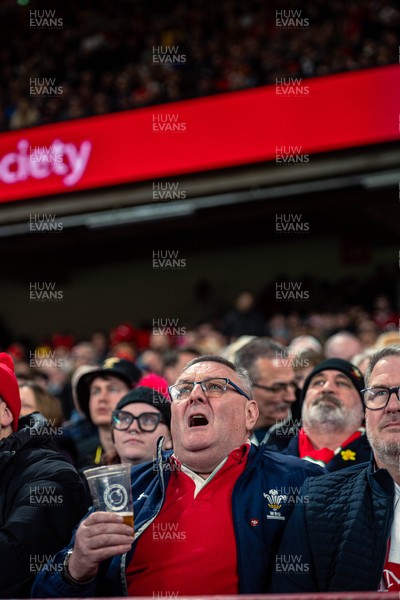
0;414;88;598
270;456;394;592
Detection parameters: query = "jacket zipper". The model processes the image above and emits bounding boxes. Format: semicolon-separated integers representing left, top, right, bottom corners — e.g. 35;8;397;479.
120;438;167;595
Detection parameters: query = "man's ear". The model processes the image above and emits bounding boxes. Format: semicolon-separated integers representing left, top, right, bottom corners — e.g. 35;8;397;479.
246;400;259;432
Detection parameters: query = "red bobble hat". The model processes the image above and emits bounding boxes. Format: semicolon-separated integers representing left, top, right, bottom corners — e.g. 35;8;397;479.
138;373;169;398
0;353;21;431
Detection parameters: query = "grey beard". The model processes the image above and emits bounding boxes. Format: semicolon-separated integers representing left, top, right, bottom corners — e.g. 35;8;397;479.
304;403;348;433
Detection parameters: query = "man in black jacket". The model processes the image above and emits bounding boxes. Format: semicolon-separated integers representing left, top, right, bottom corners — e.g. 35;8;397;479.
271;344;400;593
0;352;88;598
274;358;372;471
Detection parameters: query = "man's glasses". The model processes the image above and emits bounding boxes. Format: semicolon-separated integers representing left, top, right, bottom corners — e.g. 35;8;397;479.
361;386;400;411
252;381;298;394
168;377;251;403
112;410;165;432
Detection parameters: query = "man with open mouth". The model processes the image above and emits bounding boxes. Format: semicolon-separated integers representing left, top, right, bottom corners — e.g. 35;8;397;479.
32;354;322;597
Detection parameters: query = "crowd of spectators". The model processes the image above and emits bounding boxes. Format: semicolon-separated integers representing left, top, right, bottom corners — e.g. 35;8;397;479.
1;291;397;434
1;0;399;131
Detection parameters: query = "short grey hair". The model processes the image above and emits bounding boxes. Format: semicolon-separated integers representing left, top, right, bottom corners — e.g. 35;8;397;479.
181;354;253;399
236;338;288;383
364;345;400;387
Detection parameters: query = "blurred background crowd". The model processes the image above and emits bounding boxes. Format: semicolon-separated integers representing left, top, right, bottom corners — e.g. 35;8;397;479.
1;0;399;472
2;286;398;440
1;0;399;131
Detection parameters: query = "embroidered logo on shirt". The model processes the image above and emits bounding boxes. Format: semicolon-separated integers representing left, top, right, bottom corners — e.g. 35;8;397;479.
264;489;287;520
340;449;356;461
250;518;259;527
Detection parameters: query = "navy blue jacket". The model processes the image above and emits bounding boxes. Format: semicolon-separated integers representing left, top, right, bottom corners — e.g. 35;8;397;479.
32;440;322;597
270;456;394;592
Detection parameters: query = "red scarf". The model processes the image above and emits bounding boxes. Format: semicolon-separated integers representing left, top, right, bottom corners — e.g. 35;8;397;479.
298;428;362;464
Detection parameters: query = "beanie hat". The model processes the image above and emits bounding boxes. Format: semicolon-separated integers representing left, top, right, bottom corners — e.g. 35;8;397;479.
76;357;142;421
301;358;365;404
115;386;171;428
0;353;21;431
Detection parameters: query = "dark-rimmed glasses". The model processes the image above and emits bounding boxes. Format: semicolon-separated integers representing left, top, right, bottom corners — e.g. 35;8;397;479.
361;386;400;411
168;377;251;403
112;410;165;432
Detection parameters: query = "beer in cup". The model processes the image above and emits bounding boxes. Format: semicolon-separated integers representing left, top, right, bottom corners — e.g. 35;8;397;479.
83;464;134;529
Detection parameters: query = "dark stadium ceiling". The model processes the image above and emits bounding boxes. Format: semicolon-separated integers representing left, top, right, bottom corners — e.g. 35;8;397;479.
0;142;399;237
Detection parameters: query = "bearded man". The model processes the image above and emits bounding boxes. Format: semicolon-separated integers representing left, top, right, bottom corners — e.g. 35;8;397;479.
275;358;371;470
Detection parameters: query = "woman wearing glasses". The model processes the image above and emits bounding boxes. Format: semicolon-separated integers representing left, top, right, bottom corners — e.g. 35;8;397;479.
108;386;172;466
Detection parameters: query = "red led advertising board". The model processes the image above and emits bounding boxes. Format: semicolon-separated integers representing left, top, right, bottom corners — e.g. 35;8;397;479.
0;65;399;204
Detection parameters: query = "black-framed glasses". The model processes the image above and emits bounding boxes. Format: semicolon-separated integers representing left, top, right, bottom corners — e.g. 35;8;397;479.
112;410;165;432
361;386;400;411
253;381;298;394
168;377;251;403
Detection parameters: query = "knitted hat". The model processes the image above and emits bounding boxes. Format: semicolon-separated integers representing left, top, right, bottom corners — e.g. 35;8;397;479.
115;386;171;428
0;353;21;431
76;357;142;421
301;358;365;403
